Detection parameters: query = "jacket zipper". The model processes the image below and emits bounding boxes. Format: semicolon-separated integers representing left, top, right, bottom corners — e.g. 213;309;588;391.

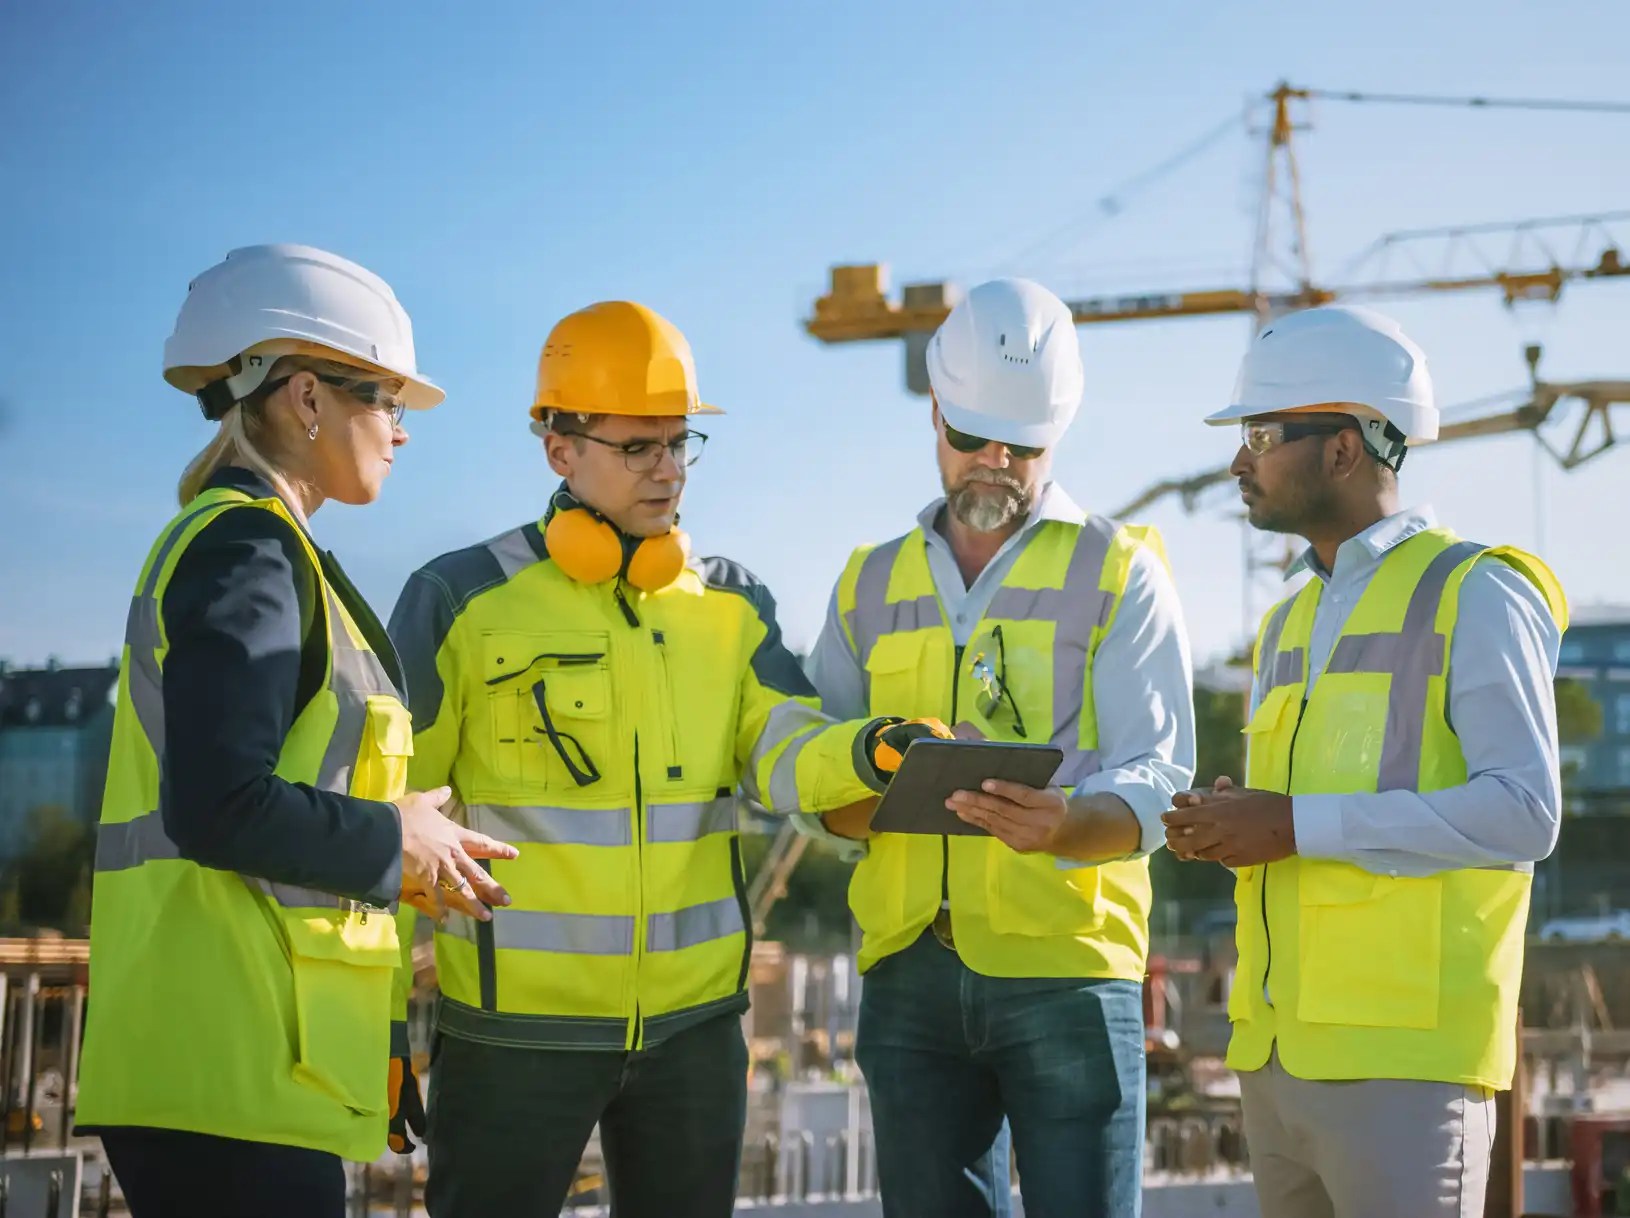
1262;696;1309;1006
652;630;681;780
614;581;645;1051
631;737;645;1051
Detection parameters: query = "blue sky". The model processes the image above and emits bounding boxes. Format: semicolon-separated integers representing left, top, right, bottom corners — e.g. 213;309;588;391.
5;0;1630;671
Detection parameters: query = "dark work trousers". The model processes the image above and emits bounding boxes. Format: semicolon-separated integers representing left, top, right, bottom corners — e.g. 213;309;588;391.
425;1010;749;1217
100;1126;346;1218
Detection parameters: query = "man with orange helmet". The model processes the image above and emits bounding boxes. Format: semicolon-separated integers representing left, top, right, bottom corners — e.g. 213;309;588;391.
388;300;937;1217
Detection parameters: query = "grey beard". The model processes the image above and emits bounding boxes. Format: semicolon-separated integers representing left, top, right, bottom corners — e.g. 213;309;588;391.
947;475;1031;533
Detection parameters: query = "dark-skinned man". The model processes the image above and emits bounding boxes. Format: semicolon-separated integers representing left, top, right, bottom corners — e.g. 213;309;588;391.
387;301;931;1218
1164;304;1566;1218
804;277;1196;1218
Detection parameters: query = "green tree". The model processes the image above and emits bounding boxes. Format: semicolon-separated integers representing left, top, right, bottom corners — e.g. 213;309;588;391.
1556;677;1603;746
1555;676;1604;797
8;805;94;930
1193;685;1247;787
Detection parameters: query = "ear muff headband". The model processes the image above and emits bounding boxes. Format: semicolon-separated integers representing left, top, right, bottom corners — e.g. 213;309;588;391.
544;489;689;591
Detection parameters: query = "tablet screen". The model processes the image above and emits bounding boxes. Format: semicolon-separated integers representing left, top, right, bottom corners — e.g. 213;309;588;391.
870;739;1064;836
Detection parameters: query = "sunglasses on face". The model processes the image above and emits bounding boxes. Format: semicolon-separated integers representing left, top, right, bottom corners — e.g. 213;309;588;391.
1240;419;1354;456
944;423;1046;462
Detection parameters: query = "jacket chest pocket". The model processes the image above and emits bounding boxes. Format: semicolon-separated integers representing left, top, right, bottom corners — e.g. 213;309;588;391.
482;630;613;793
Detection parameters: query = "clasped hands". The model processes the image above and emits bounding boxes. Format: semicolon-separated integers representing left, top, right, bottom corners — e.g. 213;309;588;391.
1160;776;1296;868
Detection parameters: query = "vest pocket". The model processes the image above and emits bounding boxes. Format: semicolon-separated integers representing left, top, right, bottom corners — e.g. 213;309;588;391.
1296;865;1442;1030
283;914;399;1115
985;848;1106;938
351;696;414;802
482;631;612;792
864;633;930;714
1243;684;1301;791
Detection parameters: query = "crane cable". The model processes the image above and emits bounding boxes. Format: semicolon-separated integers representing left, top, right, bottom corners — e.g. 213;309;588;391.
973;103;1259;275
1307;88;1630;114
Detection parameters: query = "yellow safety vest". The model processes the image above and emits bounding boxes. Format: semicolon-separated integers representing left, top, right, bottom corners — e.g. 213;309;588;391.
837;515;1163;979
1228;528;1566;1089
393;527;882;1051
77;487;411;1162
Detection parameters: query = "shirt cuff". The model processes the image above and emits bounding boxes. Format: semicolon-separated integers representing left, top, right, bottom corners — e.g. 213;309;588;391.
1054;770;1168;869
790;811;869;862
1292;793;1346;862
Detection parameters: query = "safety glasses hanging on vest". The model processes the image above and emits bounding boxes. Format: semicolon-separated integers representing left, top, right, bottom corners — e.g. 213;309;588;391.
943;423;1046;462
968;624;1028;739
485;653;604;787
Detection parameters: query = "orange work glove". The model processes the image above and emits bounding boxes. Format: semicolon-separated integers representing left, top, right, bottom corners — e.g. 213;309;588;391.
387;1054;427;1155
866;717;954;780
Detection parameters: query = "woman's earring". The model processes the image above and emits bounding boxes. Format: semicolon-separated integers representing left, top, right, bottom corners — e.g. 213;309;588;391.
307;423;319;441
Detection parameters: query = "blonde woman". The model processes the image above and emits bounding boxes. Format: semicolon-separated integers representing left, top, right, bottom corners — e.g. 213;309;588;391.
75;245;517;1218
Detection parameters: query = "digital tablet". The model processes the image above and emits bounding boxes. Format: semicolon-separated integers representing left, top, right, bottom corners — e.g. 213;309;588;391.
870;739;1065;837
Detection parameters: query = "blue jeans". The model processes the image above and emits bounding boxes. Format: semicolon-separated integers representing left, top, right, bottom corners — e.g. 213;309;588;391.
856;932;1146;1218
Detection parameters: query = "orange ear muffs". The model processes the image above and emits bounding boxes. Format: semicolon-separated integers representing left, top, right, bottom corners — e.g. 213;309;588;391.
545;489;690;591
545;504;625;585
625;528;690;591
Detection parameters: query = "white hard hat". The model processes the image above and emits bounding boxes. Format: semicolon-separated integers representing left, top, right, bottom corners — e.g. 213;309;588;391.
163;244;444;418
1206;304;1438;445
926;277;1084;450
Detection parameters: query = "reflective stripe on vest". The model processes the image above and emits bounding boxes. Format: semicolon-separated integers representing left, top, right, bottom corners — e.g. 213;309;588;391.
97;504;398;912
739;700;830;812
465;797;737;847
444;895;744;956
846;519;1116;786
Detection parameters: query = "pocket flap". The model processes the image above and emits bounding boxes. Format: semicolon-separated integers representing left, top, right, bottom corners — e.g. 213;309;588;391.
1244;683;1300;735
481;630;610;685
542;663;609;719
283;909;401;966
365;696;414;758
865;631;928;676
1298;861;1394;907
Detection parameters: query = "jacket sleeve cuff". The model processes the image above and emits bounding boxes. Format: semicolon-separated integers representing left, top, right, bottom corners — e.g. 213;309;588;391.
1293;793;1346;861
790;811;869;862
852;717;893;795
360;801;405;908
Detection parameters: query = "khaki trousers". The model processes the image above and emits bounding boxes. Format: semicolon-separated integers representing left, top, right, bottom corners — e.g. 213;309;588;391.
1238;1050;1495;1218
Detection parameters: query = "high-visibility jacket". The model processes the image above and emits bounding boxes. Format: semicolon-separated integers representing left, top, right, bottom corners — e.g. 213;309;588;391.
836;514;1163;979
1228;528;1566;1089
388;524;884;1051
77;487;411;1162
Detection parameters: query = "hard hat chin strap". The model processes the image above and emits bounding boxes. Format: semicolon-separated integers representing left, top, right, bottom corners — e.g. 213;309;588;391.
194;351;283;421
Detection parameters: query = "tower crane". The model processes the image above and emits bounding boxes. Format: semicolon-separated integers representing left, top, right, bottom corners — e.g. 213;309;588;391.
754;85;1630;934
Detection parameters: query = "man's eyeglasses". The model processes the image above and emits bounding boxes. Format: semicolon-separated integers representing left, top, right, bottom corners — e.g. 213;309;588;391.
569;429;709;473
261;371;408;425
968;624;1028;739
944;423;1045;462
1240;419;1354;456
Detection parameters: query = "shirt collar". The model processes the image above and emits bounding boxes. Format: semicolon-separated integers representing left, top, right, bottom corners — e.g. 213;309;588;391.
918;480;1085;543
1287;504;1439;582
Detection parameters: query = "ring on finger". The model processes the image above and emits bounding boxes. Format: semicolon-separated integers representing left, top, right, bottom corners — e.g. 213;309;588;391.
438;875;465;892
